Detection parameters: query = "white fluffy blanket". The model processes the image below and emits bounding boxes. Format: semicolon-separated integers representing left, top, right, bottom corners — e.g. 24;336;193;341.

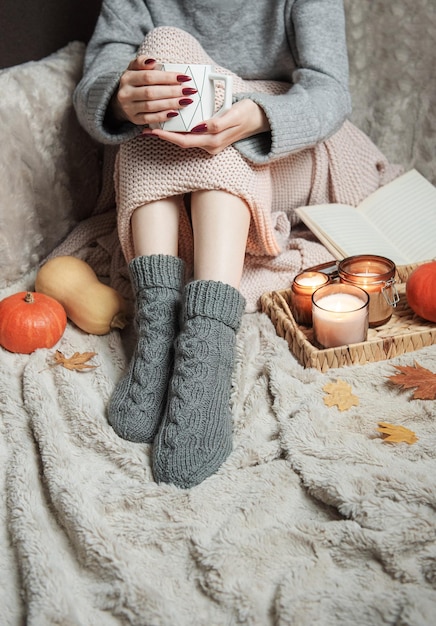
1;1;436;623
1;270;436;625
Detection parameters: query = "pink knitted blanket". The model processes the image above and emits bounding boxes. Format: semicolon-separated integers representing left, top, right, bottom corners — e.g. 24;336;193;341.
52;27;401;312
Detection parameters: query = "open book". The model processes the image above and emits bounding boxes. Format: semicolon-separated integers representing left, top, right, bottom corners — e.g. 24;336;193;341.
295;169;436;265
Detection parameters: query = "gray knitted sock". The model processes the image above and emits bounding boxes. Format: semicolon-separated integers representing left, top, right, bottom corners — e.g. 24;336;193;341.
108;254;184;443
152;280;245;488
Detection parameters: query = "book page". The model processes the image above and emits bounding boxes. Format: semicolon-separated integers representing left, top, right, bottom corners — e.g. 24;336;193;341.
361;170;436;262
296;170;436;264
296;205;410;263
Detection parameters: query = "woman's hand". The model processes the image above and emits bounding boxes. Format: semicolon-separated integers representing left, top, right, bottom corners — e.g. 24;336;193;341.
110;57;198;126
141;99;270;155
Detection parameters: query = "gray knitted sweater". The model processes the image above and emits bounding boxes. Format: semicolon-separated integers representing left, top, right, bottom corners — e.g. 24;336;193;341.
73;0;351;164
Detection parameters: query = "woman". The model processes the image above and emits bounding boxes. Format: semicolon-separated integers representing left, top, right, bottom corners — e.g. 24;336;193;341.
74;0;396;489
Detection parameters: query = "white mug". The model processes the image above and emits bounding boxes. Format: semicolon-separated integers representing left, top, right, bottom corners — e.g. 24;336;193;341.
150;63;233;132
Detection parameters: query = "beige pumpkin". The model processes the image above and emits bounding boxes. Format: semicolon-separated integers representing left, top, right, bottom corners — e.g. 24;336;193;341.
35;256;130;335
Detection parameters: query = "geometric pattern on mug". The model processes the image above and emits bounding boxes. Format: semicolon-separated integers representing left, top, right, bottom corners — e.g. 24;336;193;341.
161;64;208;131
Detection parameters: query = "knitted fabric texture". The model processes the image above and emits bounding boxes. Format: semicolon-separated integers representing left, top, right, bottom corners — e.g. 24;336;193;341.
50;29;402;312
152;280;245;489
107;254;185;443
115;27;401;303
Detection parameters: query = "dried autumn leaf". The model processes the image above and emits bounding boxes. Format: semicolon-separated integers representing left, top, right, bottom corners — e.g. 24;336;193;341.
377;422;418;445
51;350;98;371
388;361;436;400
323;379;359;411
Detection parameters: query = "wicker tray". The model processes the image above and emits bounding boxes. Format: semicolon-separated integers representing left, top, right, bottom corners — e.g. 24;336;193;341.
260;264;436;372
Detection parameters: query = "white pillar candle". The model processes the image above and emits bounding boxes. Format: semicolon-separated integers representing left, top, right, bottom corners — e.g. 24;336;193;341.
312;285;369;348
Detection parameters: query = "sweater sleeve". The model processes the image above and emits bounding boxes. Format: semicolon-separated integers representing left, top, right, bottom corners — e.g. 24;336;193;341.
233;0;352;164
73;0;154;145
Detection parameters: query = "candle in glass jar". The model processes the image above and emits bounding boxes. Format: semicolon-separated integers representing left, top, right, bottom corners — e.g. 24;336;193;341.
291;271;330;325
312;284;369;348
338;255;398;327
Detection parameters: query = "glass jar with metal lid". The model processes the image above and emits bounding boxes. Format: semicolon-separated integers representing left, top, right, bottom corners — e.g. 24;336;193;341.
338;255;399;327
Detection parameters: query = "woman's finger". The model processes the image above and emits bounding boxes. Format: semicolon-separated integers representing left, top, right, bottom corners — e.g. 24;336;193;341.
140;100;269;154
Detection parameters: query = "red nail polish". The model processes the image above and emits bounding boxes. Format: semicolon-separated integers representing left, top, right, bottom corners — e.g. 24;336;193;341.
177;75;192;83
144;58;156;65
179;98;193;106
190;123;208;133
167;111;179;118
182;87;198;96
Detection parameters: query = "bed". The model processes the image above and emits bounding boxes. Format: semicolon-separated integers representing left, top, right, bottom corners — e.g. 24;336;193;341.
1;1;435;624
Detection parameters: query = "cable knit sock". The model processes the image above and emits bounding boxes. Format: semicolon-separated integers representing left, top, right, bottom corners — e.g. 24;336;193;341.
107;255;184;443
152;280;245;488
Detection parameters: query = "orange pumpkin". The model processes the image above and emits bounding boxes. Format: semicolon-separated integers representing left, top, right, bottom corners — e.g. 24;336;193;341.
406;261;436;323
0;291;67;354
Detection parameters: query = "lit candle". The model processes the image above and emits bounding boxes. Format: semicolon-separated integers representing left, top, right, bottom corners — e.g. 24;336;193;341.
296;274;328;287
312;284;369;348
338;255;398;327
291;271;330;326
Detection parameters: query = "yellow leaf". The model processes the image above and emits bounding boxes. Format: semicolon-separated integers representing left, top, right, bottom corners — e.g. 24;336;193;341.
323;379;359;411
51;350;98;371
377;422;418;445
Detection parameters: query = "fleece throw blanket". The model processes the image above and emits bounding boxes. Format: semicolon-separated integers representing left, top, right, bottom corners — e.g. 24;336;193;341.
1;0;436;621
1;267;436;625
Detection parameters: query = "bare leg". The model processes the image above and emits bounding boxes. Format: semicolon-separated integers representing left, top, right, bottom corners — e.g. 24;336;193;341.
191;190;251;287
153;190;249;488
131;196;181;256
